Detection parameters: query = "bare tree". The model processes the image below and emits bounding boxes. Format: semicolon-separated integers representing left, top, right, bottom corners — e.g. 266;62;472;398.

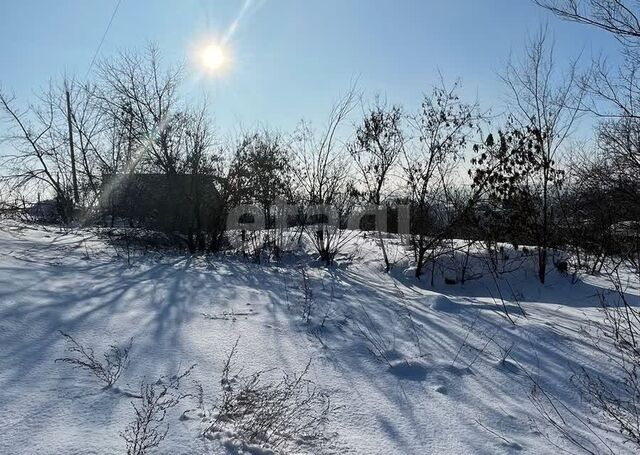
536;1;640;44
0;81;79;221
560;120;640;273
293;87;357;207
349;98;404;271
597;115;640;187
404;80;481;279
536;1;640;277
292;86;359;265
95;44;183;174
180;104;224;252
64;80;109;205
501;26;586;283
349;98;403;206
536;1;640;119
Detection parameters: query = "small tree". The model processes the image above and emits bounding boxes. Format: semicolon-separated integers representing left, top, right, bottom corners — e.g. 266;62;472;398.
404;80;480;279
470;123;567;267
349;99;403;206
501;27;585;282
293;86;357;207
349;99;404;271
292;86;359;265
227;130;292;228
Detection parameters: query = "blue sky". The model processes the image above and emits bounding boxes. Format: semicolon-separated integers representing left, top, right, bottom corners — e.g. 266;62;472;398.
0;0;623;134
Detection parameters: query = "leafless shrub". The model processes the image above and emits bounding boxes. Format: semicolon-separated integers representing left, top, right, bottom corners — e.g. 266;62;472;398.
204;339;335;453
291;84;360;267
570;273;640;450
104;228;174;264
55;331;132;387
121;365;195;455
397;302;424;359
526;269;640;453
528;372;616;455
466;330;498;370
192;380;205;414
482;256;527;325
446;240;484;284
305;223;359;266
353;304;394;367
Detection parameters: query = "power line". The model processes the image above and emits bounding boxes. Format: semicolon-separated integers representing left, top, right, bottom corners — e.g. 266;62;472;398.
85;0;123;79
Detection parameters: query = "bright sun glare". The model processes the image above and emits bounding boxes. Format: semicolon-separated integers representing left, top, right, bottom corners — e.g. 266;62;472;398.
200;43;227;73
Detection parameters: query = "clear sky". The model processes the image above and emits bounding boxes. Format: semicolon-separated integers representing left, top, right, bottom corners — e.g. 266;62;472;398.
0;0;623;135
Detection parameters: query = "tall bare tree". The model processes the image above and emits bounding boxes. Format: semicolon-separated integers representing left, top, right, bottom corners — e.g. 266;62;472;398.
0;80;83;221
95;44;183;174
501;27;586;283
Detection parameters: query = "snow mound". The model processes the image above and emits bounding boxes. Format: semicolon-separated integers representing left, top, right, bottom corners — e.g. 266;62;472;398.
429;294;462;314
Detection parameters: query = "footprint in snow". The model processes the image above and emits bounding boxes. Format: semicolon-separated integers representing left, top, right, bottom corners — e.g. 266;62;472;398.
388;359;429;381
435;385;448;395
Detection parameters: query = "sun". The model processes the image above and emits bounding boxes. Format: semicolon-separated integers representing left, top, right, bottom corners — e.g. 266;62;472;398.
200;43;227;73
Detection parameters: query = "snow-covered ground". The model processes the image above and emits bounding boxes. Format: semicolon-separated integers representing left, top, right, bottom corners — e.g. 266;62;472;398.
0;220;638;454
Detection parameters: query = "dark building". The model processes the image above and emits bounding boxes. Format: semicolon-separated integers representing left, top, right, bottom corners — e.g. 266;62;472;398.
100;174;225;236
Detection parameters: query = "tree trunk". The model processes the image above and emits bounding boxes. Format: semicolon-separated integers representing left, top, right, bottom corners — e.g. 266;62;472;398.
65;89;79;206
378;229;391;272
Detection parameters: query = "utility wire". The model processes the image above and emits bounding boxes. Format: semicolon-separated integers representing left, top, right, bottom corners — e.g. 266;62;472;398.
85;0;123;79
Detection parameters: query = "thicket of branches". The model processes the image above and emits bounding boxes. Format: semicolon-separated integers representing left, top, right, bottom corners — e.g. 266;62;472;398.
513;2;640;452
0;25;638;278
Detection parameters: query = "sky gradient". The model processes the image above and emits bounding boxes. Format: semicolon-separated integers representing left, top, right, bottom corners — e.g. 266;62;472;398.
0;0;623;135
